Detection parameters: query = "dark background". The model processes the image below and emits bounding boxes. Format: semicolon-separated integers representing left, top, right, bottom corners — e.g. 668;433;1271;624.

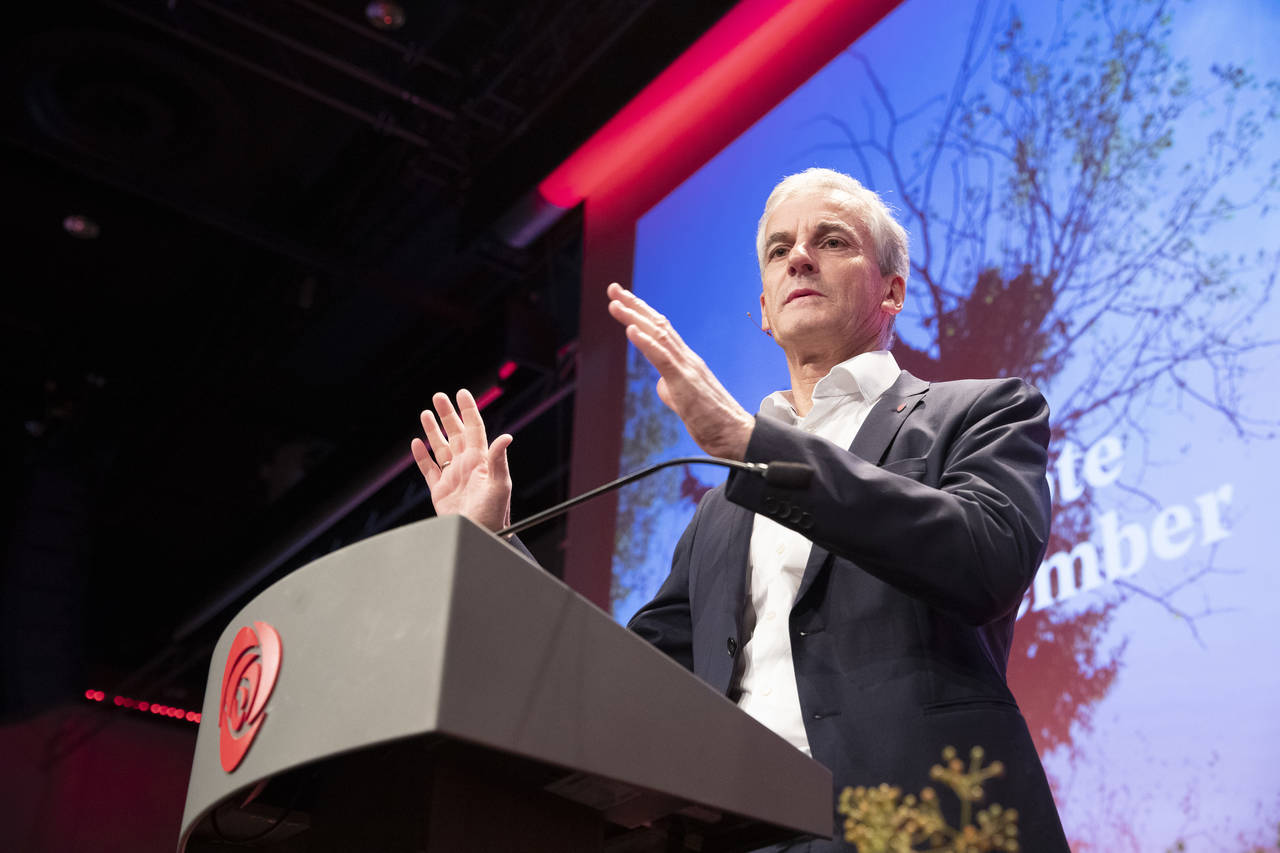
1;0;739;721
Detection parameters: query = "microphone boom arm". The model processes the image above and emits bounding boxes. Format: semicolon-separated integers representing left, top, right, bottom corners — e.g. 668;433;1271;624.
496;456;810;539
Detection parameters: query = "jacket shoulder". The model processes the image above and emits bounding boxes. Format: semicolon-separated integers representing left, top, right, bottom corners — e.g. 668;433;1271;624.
922;374;1040;394
918;375;1047;409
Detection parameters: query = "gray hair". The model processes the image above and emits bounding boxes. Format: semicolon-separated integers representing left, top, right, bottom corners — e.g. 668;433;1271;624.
756;168;910;285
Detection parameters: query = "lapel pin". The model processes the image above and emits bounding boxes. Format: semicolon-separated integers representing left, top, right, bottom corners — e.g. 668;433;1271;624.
896;403;907;412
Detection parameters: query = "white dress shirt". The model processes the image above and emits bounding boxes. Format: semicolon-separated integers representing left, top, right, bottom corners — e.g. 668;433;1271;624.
735;350;902;755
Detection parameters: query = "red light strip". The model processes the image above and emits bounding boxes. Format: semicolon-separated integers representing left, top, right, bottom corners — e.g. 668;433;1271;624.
472;361;519;410
85;688;202;724
474;385;504;409
537;0;901;208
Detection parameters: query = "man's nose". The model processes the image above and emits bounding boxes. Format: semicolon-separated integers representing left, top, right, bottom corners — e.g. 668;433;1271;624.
788;243;816;275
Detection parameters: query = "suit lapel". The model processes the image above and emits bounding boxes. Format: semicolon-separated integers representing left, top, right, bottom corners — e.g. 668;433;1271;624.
721;498;756;619
849;371;930;464
794;371;930;605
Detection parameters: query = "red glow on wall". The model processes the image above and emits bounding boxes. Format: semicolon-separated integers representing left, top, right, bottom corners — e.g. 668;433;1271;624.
538;0;901;209
498;360;518;381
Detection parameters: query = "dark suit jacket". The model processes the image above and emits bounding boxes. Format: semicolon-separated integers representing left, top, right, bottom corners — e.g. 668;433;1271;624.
628;371;1069;851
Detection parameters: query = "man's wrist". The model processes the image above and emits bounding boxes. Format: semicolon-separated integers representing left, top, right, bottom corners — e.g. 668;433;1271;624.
718;413;755;461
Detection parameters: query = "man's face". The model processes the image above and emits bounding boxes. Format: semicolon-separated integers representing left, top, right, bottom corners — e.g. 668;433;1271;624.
759;187;904;357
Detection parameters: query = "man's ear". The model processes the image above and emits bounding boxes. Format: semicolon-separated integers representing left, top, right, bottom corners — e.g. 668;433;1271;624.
759;292;773;334
882;274;905;316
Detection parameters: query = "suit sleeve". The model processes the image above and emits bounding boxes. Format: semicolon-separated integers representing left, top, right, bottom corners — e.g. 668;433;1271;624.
725;378;1051;626
623;490;709;672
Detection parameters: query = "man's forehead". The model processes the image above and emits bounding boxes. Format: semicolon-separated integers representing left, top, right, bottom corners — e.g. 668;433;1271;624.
764;188;867;234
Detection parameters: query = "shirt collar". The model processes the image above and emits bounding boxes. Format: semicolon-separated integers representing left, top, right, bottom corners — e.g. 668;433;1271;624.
758;350;901;422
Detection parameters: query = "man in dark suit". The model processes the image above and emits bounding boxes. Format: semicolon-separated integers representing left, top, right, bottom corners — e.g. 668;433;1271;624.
413;168;1069;850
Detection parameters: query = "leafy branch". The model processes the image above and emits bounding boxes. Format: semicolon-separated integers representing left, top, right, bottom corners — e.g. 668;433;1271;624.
839;746;1020;852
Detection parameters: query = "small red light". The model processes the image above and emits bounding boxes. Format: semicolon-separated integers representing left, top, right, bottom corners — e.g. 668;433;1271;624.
194;713;202;723
84;689;94;699
95;691;105;701
62;214;101;240
498;360;518;381
113;696;123;706
185;711;196;721
475;386;503;409
139;702;150;711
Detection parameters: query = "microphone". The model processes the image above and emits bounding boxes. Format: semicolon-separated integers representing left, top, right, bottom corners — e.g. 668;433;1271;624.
496;456;814;538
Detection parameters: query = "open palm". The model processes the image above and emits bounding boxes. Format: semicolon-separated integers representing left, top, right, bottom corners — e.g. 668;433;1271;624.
410;389;513;533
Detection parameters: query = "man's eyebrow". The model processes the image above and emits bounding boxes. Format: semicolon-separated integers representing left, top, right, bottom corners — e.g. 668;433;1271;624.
814;220;859;240
764;230;792;248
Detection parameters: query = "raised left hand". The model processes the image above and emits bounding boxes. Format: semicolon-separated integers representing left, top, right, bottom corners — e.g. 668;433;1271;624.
410;389;513;533
606;282;754;460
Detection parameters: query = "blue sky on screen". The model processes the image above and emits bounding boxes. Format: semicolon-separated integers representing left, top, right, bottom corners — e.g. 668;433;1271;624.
615;0;1280;847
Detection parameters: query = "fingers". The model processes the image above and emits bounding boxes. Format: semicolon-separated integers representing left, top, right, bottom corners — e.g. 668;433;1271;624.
456;388;488;452
607;288;658;334
433;391;468;455
420;405;453;464
410;437;439;488
609;281;697;399
487;433;514;483
607;283;686;350
625;324;679;375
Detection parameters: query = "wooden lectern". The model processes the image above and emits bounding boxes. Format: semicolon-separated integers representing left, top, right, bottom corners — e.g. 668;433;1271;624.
178;516;831;852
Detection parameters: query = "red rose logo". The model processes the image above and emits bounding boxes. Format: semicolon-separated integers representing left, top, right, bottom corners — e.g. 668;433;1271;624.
218;621;283;772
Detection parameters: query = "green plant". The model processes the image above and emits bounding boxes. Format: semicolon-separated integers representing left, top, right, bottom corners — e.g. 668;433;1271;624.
838;746;1019;852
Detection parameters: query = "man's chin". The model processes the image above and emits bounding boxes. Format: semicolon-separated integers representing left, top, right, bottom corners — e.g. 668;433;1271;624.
777;307;840;330
775;321;841;349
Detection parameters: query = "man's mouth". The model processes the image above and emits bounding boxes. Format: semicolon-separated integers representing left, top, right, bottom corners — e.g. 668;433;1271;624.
785;288;822;305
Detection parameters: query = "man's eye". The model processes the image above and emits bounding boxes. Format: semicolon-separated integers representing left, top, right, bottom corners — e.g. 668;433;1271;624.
770;245;789;258
823;237;843;248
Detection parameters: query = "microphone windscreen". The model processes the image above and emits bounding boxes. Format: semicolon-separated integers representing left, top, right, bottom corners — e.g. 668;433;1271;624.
763;462;814;489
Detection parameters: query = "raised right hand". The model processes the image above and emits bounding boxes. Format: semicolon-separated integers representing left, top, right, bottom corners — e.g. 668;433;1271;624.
411;389;513;533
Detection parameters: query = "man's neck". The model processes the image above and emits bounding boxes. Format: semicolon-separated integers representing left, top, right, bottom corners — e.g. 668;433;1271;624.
780;324;888;416
785;348;870;417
